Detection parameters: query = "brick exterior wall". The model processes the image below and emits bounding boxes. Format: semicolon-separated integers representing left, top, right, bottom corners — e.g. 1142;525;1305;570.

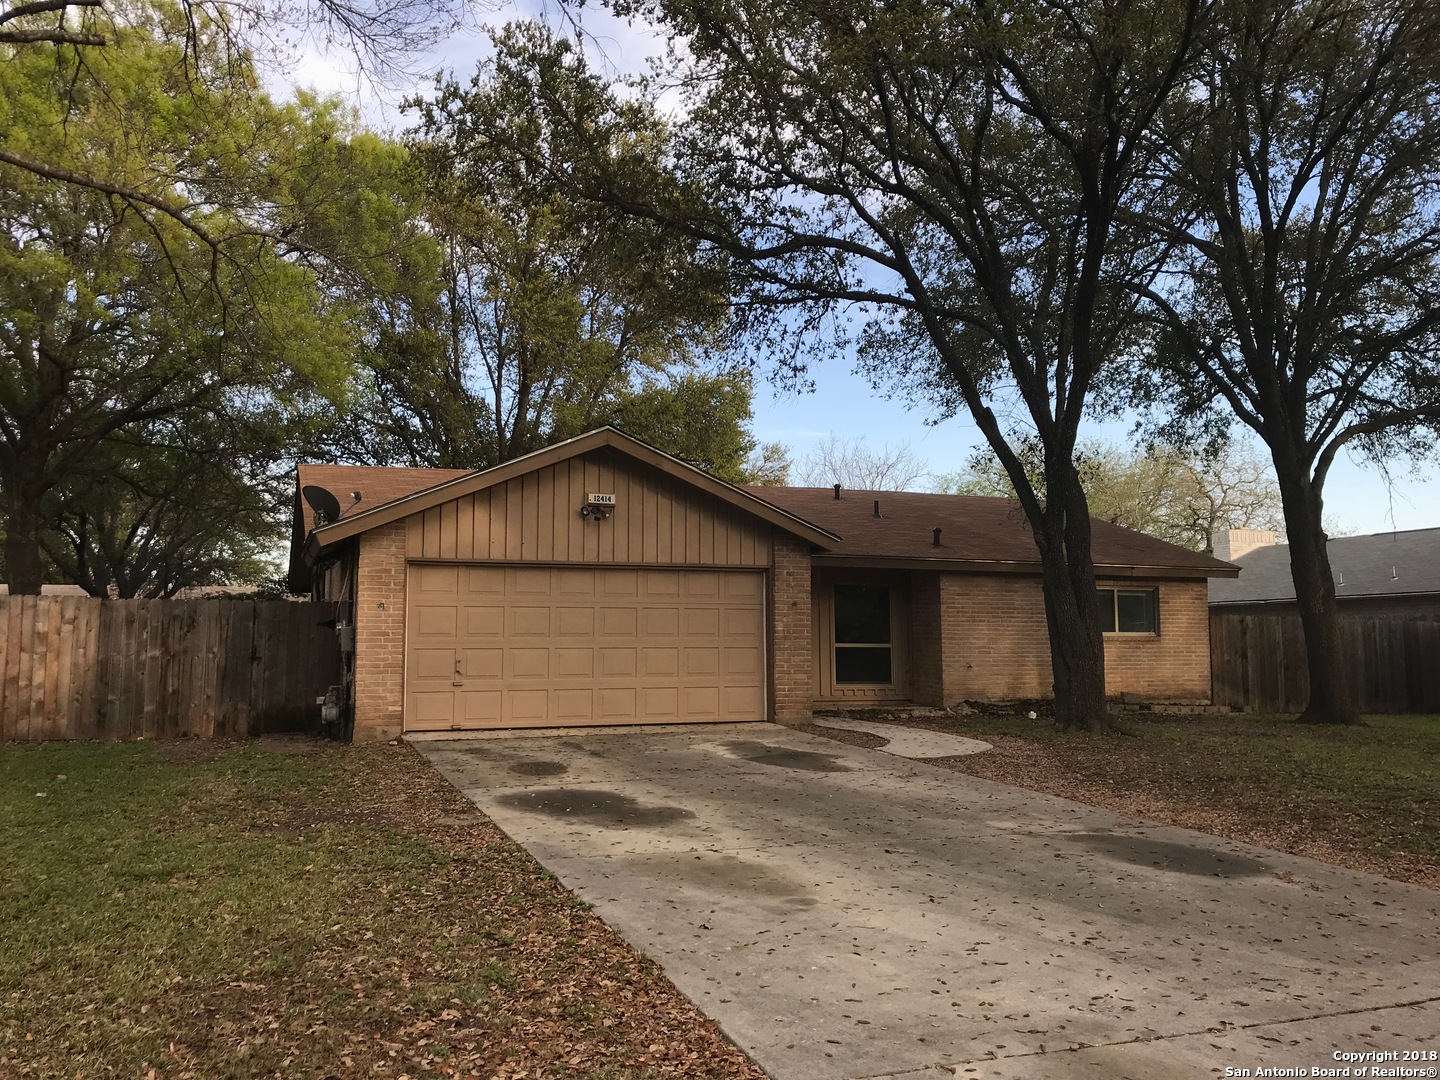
352;521;408;742
936;573;1054;701
908;572;944;707
1100;579;1211;700
343;513;1210;738
769;531;814;725
928;572;1212;704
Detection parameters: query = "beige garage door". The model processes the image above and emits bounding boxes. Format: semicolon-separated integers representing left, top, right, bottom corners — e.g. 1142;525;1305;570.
405;564;766;731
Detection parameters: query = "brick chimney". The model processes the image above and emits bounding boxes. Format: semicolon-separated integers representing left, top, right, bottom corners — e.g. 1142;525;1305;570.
1212;528;1277;561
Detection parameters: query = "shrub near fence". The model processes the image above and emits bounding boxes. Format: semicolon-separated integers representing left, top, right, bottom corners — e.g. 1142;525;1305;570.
0;597;344;741
1210;611;1440;714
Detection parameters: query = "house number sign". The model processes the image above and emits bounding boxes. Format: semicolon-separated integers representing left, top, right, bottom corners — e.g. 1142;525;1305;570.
587;493;617;506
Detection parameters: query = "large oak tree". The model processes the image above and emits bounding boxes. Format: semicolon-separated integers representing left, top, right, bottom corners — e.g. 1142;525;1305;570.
323;23;759;479
0;9;398;592
1135;0;1440;723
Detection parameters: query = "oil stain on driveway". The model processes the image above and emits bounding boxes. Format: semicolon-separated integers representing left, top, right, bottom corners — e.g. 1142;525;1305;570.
414;725;1440;1080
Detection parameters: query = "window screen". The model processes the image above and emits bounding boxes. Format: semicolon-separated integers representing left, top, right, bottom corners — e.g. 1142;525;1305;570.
834;647;894;684
834;585;891;644
833;584;893;684
1096;588;1158;634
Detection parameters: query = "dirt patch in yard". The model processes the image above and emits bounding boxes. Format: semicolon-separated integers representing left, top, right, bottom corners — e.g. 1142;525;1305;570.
795;723;889;750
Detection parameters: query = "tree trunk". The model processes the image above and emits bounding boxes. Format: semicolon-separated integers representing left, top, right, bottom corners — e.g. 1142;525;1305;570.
3;488;45;595
1037;461;1114;731
1272;462;1361;725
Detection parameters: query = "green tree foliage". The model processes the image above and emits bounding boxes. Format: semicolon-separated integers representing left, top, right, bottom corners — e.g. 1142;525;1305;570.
742;441;792;487
39;412;301;597
603;370;759;484
323;22;754;477
938;439;1285;553
1133;0;1440;723
0;8;395;592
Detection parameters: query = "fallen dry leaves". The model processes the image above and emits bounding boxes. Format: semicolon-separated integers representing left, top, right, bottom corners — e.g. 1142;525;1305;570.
808;707;1439;892
0;738;767;1080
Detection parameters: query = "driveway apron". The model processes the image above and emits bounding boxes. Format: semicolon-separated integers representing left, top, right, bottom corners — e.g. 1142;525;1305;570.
414;724;1440;1080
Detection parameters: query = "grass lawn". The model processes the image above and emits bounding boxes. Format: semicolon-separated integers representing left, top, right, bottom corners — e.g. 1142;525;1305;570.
846;709;1440;889
0;737;765;1080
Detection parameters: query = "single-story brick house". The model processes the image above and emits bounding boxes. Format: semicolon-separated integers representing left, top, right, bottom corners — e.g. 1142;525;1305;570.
288;428;1237;741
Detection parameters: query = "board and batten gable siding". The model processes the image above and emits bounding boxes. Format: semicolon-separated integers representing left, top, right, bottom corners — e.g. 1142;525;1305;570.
403;448;773;568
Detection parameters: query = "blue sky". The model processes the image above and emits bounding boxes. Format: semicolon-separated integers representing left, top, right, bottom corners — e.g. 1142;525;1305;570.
269;2;1438;537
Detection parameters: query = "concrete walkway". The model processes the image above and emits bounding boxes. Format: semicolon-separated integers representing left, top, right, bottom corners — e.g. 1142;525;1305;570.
414;724;1440;1080
807;717;992;758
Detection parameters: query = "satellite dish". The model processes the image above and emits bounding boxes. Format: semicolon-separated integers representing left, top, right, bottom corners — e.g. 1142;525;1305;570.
302;485;343;525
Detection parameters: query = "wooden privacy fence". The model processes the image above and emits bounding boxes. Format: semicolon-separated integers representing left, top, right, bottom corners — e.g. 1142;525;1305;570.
1210;611;1440;714
0;597;344;741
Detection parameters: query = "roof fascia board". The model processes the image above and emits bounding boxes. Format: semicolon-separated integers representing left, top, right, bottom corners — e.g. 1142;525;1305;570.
812;554;1233;579
309;428;838;551
1212;589;1440;606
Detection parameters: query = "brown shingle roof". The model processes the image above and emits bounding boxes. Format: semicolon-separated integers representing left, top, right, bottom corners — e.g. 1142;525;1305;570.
292;463;1233;576
296;464;472;530
744;487;1235;575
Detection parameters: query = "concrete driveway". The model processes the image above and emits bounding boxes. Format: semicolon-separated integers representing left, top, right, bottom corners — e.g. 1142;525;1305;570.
415;724;1440;1080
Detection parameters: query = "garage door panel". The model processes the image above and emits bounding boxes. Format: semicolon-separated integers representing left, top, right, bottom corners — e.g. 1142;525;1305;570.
509;649;550;678
643;571;680;597
725;573;763;601
599;647;638;677
462;567;504;594
600;570;640;596
508;690;549;719
555;648;594;677
683;647;719;675
724;646;761;676
724;608;762;638
509;607;550;636
641;686;680;718
723;685;764;715
682;608;720;636
410;691;456;728
510;568;552;594
412;648;456;680
460;690;502;724
555;569;597;595
462;606;503;636
553;688;593;719
406;566;764;731
683;572;721;598
642;647;678;676
683;686;720;717
599;687;637;719
414;565;460;594
643;607;680;636
415;606;457;637
556;607;595;636
463;648;503;678
600;607;638;637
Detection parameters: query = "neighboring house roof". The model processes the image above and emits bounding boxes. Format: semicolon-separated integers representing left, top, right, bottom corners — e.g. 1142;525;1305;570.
747;487;1236;575
0;584;90;596
1209;527;1440;605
